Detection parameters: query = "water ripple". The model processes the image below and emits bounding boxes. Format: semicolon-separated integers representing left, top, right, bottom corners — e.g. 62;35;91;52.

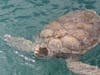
0;0;100;75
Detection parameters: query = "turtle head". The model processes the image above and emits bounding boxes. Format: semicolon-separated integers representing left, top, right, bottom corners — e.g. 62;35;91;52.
33;42;61;59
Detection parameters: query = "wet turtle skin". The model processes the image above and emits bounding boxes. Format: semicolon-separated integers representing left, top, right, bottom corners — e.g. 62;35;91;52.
34;9;100;58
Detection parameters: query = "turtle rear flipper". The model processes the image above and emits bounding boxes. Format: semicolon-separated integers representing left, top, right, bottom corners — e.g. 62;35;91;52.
4;34;34;52
66;59;100;75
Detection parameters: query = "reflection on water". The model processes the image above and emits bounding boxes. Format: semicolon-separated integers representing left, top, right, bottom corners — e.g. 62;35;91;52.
0;0;100;75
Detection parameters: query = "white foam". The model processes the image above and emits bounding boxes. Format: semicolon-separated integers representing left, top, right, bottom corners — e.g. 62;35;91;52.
4;34;11;38
4;34;11;41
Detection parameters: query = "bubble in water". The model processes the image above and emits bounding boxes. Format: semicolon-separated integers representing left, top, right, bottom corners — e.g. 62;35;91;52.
24;56;29;60
0;51;3;53
15;51;19;54
20;54;24;57
29;58;35;62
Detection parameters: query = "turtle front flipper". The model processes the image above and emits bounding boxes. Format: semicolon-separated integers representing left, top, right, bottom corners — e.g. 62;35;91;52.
66;58;100;75
3;34;34;52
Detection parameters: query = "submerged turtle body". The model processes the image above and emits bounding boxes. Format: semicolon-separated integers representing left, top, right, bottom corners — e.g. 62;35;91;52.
34;10;100;58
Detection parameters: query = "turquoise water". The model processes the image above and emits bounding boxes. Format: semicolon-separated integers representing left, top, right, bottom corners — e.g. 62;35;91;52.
0;0;100;75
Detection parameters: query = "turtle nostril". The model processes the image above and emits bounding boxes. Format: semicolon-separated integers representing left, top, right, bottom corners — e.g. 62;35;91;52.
39;47;48;56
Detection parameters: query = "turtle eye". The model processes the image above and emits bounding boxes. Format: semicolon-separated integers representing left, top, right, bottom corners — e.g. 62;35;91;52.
39;47;48;56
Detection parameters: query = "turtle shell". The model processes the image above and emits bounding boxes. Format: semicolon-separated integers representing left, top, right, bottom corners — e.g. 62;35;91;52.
34;10;100;58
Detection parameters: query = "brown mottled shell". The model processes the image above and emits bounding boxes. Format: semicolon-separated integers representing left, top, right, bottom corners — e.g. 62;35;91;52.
39;10;100;55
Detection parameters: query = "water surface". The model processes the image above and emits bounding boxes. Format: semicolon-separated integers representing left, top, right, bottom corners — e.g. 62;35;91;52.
0;0;100;75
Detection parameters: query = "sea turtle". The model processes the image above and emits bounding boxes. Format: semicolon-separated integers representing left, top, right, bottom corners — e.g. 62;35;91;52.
3;9;100;75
